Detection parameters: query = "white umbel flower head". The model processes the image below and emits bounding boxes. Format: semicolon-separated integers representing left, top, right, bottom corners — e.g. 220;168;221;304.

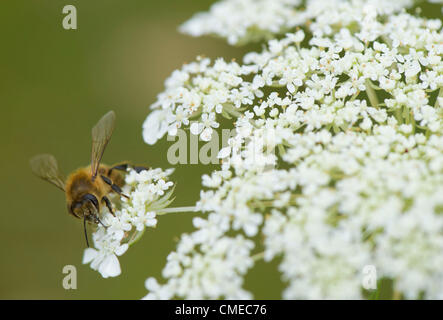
141;0;443;299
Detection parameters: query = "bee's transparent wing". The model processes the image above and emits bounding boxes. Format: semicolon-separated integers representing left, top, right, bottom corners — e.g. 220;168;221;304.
30;154;66;191
91;110;116;181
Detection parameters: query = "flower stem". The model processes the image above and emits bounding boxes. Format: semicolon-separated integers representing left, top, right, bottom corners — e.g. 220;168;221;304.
251;251;265;261
395;107;403;124
128;228;145;246
223;103;243;118
436;87;443;109
365;79;379;107
349;90;360;102
157;206;197;215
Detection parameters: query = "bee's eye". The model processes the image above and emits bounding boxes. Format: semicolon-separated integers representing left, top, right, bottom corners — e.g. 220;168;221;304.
73;202;82;209
69;202;83;218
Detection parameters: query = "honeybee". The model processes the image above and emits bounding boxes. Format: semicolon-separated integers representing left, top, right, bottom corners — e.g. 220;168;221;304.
30;111;147;247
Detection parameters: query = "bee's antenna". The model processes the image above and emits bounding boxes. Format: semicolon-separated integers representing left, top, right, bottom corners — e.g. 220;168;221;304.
83;216;90;248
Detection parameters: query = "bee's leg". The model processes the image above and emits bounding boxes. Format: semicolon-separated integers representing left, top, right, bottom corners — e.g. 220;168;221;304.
94;215;108;228
133;166;150;173
102;196;115;217
84;203;109;228
110;163;150;174
109;163;129;174
100;175;130;199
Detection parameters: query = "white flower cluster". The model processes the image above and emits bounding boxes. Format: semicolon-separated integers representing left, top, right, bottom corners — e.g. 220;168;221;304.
180;0;416;45
144;3;443;145
144;230;254;299
261;129;443;299
142;0;443;299
83;168;174;278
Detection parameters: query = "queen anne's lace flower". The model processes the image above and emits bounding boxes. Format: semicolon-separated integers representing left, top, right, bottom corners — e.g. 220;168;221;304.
179;0;416;45
83;168;175;278
142;0;443;299
143;232;254;300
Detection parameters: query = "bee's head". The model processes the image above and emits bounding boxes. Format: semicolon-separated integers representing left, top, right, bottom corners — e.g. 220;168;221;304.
69;193;108;248
69;193;100;221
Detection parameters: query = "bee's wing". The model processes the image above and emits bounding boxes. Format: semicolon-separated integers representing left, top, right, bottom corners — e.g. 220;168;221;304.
30;154;66;191
91;110;116;181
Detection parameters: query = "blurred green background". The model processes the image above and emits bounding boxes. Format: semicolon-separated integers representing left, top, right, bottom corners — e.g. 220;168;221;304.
1;0;440;300
0;0;280;299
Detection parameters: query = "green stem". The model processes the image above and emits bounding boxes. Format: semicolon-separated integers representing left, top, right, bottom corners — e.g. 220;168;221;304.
157;206;197;216
223;103;244;118
436;87;443;109
395;107;403;124
349;90;360;102
404;105;410;125
365;79;379;107
251;251;265;261
128;228;145;246
269;81;285;88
